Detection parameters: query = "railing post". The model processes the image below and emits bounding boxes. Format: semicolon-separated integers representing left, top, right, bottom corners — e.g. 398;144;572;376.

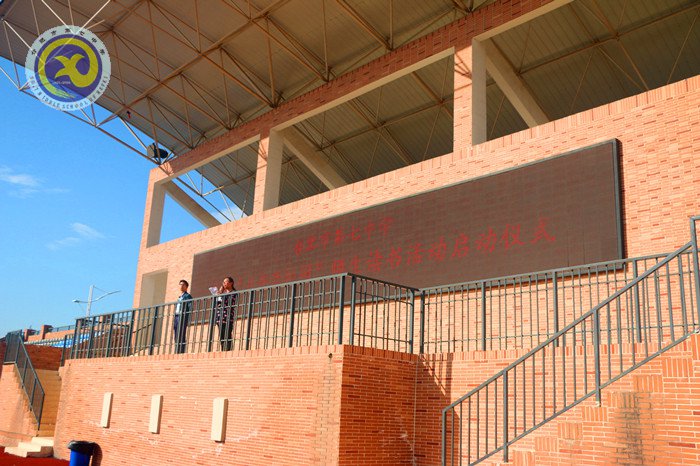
148;307;159;356
419;291;426;354
245;290;255;350
105;315;114;358
632;261;643;343
553;271;559;347
349;276;357;346
288;284;297;348
441;409;447;466
593;308;602;404
690;217;700;327
22;356;28;381
86;318;95;359
338;275;346;345
60;336;67;366
481;283;487;351
124;311;135;356
207;298;216;353
29;379;36;414
409;289;416;354
70;321;80;360
503;371;509;463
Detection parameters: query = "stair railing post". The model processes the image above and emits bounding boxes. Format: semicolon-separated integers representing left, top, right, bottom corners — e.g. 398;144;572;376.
690;216;700;328
503;371;509;463
288;283;297;348
481;282;487;351
29;378;36;416
592;307;602;404
441;408;447;466
553;271;559;347
338;275;346;345
632;261;643;343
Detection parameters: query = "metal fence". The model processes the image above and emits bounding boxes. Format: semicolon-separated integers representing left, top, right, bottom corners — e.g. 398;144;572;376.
68;273;418;360
420;252;684;353
3;332;45;429
442;216;700;465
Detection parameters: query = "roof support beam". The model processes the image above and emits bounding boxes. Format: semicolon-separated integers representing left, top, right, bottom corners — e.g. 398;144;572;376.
162;181;221;228
481;39;549;127
279;127;347;189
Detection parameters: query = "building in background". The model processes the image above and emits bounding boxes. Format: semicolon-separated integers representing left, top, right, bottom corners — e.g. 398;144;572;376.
1;0;700;464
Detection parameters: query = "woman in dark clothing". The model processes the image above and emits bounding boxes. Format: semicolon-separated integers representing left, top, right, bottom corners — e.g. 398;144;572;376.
215;276;237;351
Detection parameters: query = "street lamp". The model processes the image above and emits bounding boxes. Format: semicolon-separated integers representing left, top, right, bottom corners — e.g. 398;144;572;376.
73;285;120;317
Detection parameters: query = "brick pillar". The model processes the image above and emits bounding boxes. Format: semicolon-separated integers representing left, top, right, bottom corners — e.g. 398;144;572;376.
253;129;284;214
453;40;484;151
142;171;166;248
39;325;51;341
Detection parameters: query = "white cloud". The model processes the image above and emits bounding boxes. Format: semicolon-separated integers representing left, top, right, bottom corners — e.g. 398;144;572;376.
72;222;106;239
46;237;81;251
0;166;40;187
47;223;106;250
0;166;68;198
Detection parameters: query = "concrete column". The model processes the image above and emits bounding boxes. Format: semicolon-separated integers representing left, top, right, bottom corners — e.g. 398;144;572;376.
253;130;284;214
453;41;487;150
142;170;166;248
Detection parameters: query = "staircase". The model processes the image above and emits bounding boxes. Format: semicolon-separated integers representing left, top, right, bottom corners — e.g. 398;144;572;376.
2;333;63;459
442;218;700;465
497;333;700;465
35;370;61;437
4;437;54;458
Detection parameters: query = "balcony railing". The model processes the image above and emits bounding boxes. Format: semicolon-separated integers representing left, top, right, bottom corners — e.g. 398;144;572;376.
68;273;417;360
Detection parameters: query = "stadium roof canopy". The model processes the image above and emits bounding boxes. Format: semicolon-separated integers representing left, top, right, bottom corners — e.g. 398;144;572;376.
1;0;698;218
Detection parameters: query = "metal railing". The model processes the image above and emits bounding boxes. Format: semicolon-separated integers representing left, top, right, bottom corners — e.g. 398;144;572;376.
3;332;45;429
442;216;700;465
68;273;417;360
422;252;674;353
48;324;76;333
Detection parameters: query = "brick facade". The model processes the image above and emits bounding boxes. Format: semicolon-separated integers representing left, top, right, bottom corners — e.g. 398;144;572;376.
133;40;700;310
50;335;700;465
0;365;38;446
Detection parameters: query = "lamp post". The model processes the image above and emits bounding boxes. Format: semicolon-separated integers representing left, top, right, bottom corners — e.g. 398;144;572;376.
73;285;120;317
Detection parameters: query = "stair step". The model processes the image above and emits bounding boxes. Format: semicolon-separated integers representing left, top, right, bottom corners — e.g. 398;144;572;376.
5;443;53;458
32;437;55;447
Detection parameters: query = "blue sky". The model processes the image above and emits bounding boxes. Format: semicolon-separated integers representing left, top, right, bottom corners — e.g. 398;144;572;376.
0;68;205;336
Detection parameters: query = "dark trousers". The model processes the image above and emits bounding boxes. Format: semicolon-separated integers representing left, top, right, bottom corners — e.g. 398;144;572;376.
217;321;233;351
173;314;189;354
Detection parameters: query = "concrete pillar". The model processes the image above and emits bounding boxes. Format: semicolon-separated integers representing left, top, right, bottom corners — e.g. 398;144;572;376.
143;171;166;248
253;130;284;214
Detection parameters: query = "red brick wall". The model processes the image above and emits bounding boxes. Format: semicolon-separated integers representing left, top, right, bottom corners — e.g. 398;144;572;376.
0;365;38;445
51;338;700;465
27;329;75;343
24;346;62;371
54;346;344;465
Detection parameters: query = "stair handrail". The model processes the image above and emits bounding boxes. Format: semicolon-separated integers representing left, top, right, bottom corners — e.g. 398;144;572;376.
442;231;699;465
3;332;45;430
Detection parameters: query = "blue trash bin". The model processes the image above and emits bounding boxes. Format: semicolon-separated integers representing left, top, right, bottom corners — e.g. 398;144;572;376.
67;441;96;466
